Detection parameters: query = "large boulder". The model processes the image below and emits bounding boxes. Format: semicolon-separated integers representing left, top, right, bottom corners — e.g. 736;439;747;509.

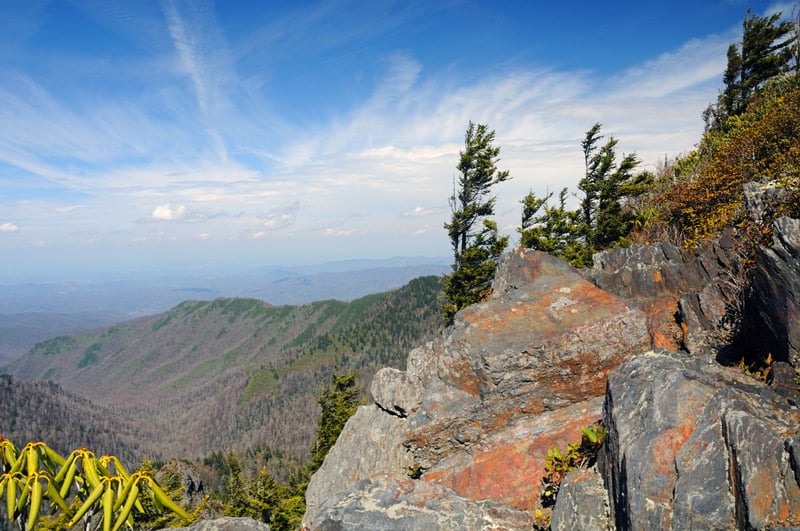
587;234;742;355
748;216;800;366
309;474;533;530
404;248;650;470
303;248;651;527
304;404;415;526
601;350;800;529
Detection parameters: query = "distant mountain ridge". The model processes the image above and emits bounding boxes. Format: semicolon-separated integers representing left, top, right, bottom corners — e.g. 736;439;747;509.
0;260;448;362
5;275;444;462
0;312;116;365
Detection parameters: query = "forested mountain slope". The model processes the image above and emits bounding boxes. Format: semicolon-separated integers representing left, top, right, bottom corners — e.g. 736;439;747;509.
5;275;443;461
0;374;155;464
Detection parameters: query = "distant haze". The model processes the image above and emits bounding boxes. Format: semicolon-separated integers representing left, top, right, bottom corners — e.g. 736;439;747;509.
0;256;449;363
1;256;450;313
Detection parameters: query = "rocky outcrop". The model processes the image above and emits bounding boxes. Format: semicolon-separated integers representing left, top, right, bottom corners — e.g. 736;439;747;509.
303;249;651;528
599;350;800;529
304;217;800;530
156;459;205;507
304;404;415;523
587;232;742;355
403;249;649;471
748;216;800;366
169;517;270;530
311;474;533;530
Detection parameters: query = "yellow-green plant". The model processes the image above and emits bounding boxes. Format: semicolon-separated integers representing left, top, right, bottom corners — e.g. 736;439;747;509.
540;422;607;507
0;436;189;530
736;352;774;382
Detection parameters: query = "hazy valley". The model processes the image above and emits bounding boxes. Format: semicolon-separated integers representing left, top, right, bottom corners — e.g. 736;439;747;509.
2;273;444;465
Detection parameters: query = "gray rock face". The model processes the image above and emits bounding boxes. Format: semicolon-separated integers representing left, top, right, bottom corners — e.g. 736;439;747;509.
370;366;421;417
768;361;800;406
744;180;792;223
404;249;650;470
156;459;205;507
749;216;800;366
168;517;269;530
551;466;613;531
309;474;533;531
303;404;415;528
601;350;800;530
588;235;741;354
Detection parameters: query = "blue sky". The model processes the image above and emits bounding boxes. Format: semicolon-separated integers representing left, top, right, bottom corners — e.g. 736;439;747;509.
0;0;794;282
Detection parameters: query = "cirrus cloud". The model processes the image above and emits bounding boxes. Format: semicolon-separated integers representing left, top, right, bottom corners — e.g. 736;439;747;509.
260;200;300;230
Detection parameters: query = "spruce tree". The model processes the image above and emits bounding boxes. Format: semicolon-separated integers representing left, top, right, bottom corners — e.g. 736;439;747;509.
519;188;584;261
722;43;744;116
721;9;794;117
573;123;649;263
248;466;280;524
519;123;650;268
442;122;511;324
594;151;650;248
308;370;360;474
223;452;251;518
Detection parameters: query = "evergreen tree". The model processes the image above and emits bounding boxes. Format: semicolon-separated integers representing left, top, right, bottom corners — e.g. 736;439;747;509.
519;124;650;268
578;122;606;237
576;123;650;262
223;452;251;518
271;491;306;531
519;188;587;264
442;122;511;324
722;43;744;117
594;151;650;248
308;370;360;474
721;9;794;117
248;466;279;523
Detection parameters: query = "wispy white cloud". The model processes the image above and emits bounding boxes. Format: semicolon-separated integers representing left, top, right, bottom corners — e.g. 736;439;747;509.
766;2;796;18
161;0;243;166
260;200;301;231
0;1;747;278
149;203;187;222
162;0;235;117
142;202;242;224
0;222;20;233
609;33;733;99
323;227;353;237
55;205;87;213
404;206;443;217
